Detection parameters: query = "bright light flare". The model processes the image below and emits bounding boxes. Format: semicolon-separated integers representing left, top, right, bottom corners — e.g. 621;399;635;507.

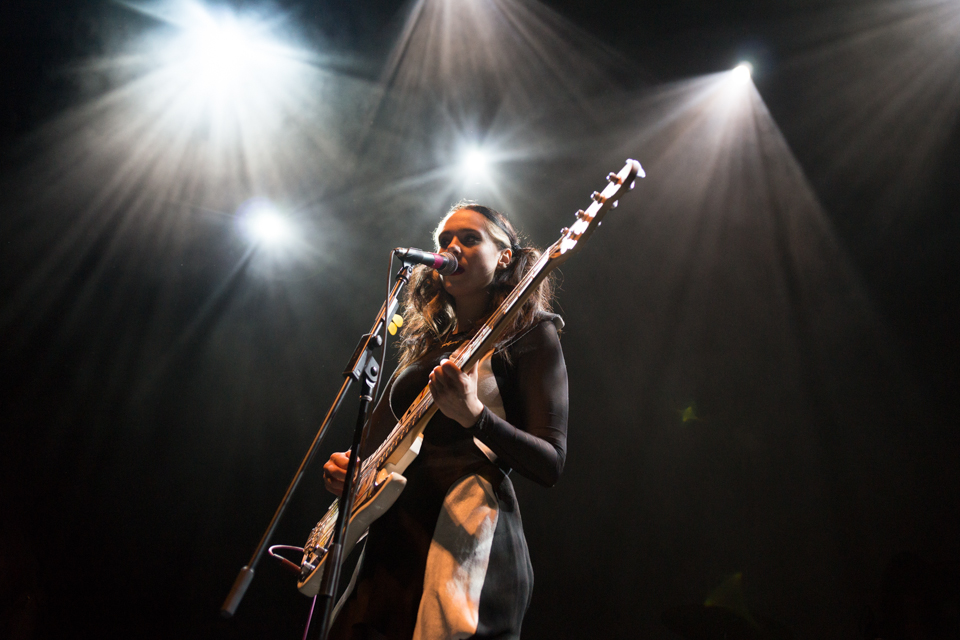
165;3;302;104
240;202;295;248
180;9;259;92
132;1;311;139
731;62;753;84
461;147;491;179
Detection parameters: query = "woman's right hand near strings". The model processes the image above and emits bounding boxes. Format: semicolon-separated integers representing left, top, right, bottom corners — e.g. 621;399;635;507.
323;450;351;496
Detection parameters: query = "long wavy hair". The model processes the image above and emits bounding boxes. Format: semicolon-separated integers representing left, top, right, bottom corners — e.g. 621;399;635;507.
396;202;556;369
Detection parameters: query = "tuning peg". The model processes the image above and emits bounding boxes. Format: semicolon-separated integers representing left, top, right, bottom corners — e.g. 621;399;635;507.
591;191;606;203
629;181;636;190
560;227;570;235
606;172;623;185
575;209;586;220
611;201;618;208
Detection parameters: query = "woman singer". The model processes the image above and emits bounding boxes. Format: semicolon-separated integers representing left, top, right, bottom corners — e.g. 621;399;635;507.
323;203;569;640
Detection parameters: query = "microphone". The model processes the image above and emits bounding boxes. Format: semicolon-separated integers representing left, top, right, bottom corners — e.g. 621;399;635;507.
394;248;459;275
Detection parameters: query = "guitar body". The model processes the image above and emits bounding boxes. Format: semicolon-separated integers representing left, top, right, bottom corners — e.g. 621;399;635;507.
298;159;643;597
297;433;425;595
297;470;406;596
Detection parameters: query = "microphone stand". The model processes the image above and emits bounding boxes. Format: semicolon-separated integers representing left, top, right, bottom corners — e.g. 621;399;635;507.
220;264;413;623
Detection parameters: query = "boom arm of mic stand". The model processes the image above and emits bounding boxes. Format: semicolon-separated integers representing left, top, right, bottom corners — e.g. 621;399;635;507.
220;265;412;618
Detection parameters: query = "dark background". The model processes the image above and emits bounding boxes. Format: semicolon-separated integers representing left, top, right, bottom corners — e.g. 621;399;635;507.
1;0;958;638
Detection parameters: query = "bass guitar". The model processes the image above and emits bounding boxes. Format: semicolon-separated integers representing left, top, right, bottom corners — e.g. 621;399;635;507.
298;158;643;595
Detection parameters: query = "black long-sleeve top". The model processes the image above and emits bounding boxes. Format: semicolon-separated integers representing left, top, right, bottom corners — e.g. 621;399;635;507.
362;314;569;487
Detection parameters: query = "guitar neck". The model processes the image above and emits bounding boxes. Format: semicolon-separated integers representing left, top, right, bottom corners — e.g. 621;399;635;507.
361;158;641;483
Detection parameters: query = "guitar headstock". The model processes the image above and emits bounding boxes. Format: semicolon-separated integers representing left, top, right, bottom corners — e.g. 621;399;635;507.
554;159;644;258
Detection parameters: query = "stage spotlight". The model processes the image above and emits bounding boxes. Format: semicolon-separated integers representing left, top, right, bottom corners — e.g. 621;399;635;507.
731;62;753;84
240;202;294;248
135;1;309;138
460;147;491;179
170;4;298;103
180;8;258;92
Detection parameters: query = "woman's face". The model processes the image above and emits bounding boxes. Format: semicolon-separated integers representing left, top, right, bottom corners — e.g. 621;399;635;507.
436;209;511;304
